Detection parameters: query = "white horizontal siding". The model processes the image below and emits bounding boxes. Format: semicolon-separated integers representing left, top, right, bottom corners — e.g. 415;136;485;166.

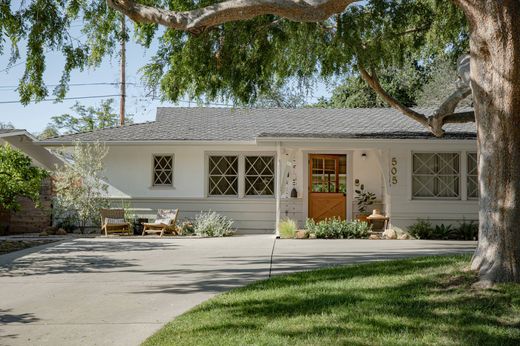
110;197;276;234
388;141;478;230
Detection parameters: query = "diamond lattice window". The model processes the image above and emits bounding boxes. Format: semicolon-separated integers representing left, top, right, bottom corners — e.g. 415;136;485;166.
208;156;239;196
412;153;460;198
467;152;478;199
153;155;173;186
245;156;275;196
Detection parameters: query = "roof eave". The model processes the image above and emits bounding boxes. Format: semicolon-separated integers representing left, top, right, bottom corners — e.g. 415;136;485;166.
255;136;477;144
39;139;259;146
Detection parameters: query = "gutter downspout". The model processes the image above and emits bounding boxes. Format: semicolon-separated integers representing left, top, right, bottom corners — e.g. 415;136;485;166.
275;142;281;238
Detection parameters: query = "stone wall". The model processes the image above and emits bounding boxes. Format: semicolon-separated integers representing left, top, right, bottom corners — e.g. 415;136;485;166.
1;178;53;235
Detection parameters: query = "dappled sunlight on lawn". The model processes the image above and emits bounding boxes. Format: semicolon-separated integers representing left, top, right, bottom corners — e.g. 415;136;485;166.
144;255;520;346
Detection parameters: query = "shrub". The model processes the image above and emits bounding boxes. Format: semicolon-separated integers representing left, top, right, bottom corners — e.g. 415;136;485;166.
409;218;478;240
350;221;371;238
454;219;479;240
278;219;297;238
305;218;371;239
180;219;195;236
432;224;454;240
55;214;78;233
408;219;434;239
0;144;49;212
194;211;234;237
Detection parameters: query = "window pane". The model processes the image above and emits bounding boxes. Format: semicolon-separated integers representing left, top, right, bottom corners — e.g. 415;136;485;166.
412;176;435;197
412;153;460;199
209;156;238;196
467;153;478;198
437;153;459;174
413;153;436;174
153;155;173;186
245;156;274;196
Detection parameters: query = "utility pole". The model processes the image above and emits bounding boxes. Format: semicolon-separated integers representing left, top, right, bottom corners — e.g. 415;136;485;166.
119;16;126;126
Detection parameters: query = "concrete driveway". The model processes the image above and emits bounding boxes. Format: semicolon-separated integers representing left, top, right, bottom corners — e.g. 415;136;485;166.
0;236;475;346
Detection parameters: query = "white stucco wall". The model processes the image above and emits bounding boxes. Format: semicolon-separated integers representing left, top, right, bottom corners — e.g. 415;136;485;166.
103;143;277;198
47;138;479;233
387;140;478;230
101;143;278;233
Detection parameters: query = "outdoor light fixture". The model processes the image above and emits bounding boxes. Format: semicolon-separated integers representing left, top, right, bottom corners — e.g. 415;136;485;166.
361;153;368;160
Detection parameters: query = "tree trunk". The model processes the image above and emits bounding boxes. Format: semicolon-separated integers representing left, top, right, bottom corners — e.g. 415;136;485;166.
462;0;520;283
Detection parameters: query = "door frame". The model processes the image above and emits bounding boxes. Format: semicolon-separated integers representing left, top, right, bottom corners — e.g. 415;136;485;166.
303;150;353;222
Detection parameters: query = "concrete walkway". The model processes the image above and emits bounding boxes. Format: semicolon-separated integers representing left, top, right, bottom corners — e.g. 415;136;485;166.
0;236;476;346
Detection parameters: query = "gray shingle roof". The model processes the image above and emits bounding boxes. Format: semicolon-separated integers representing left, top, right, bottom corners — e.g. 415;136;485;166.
41;107;476;143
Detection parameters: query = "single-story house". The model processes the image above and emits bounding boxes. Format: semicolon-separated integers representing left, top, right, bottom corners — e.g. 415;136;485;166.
40;107;478;234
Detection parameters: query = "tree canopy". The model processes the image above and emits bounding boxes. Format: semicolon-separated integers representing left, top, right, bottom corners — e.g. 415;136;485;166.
1;0;467;106
39;99;133;139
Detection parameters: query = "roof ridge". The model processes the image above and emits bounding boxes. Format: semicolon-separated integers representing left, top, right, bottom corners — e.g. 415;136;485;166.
42;121;156;140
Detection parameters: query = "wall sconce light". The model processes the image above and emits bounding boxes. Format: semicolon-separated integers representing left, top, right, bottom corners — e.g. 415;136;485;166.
361;153;368;160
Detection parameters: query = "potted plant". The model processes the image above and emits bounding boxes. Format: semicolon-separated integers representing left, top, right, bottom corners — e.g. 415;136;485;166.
354;184;376;222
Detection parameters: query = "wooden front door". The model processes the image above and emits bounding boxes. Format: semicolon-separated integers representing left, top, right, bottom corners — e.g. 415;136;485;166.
308;154;347;222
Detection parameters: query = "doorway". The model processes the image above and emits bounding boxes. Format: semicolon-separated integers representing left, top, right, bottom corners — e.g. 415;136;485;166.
308;154;347;222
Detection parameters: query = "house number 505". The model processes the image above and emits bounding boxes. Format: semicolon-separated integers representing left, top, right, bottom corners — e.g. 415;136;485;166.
391;157;398;184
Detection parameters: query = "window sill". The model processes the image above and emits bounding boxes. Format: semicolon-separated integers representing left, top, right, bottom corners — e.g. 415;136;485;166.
409;198;477;202
206;195;275;199
149;186;176;190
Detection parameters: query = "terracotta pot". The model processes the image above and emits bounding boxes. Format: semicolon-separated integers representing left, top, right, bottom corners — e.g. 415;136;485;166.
356;214;369;222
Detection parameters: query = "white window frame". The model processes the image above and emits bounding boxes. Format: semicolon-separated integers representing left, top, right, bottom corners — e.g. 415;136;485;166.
207;154;240;197
411;151;461;200
205;152;276;198
244;155;276;197
466;152;478;200
151;154;175;188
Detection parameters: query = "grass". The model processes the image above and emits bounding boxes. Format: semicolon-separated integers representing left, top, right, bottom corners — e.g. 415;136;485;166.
278;219;297;239
144;255;520;346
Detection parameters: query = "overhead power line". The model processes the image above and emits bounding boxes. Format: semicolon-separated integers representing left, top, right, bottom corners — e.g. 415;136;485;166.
0;94;121;104
0;93;233;107
0;82;138;90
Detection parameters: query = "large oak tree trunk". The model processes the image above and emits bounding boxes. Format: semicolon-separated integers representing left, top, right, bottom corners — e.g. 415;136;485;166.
462;0;520;283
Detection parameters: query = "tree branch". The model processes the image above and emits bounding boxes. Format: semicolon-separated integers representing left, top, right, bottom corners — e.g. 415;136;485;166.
428;83;472;136
107;0;356;34
358;64;430;128
359;57;475;137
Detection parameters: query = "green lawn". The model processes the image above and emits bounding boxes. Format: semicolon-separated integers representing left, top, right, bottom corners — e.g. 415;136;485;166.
144;255;520;346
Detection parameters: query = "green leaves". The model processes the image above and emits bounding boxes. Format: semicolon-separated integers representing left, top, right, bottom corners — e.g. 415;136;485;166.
0;144;49;211
53;141;109;232
46;99;133;136
3;0;468;105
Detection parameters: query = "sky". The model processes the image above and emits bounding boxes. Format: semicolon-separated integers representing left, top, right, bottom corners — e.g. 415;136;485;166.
0;22;330;135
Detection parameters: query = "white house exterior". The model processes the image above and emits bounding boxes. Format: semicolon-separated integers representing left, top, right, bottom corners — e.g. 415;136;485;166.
40;107;478;233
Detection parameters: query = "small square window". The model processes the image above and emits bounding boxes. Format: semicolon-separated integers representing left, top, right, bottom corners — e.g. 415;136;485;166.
153;155;173;186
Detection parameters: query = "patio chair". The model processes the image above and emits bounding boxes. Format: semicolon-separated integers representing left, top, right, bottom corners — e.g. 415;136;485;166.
100;208;131;236
142;209;180;237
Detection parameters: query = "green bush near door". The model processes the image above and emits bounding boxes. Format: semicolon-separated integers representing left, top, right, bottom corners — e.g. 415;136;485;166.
305;218;371;239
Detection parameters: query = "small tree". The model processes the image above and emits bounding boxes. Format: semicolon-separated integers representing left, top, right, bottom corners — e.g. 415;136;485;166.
0;122;15;130
53;141;109;233
0;144;49;212
47;99;134;136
